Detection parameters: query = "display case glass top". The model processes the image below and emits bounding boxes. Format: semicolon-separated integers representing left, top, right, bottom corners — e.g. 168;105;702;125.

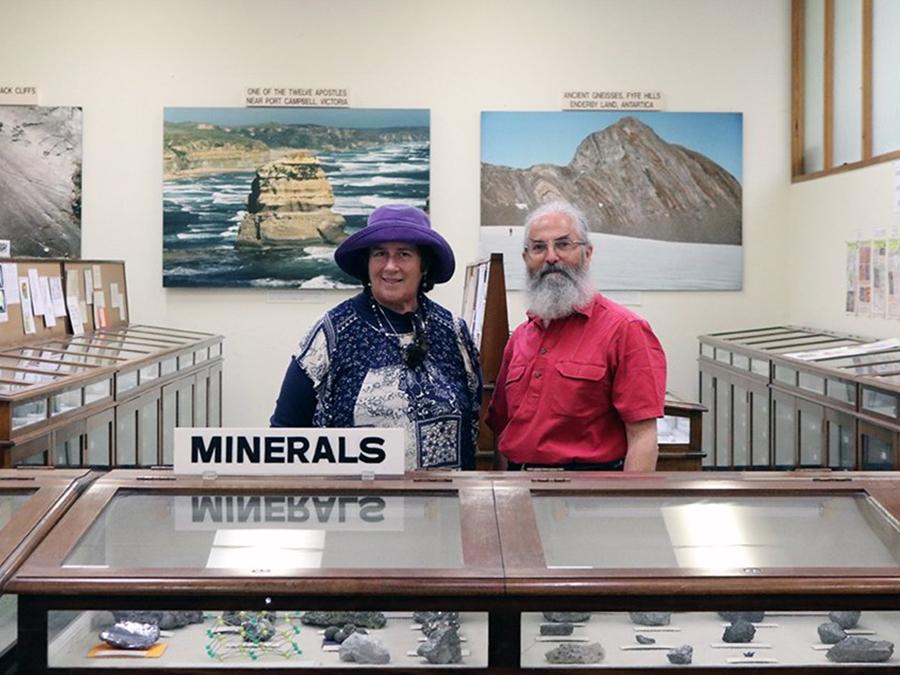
11;470;503;595
532;493;900;570
64;490;465;570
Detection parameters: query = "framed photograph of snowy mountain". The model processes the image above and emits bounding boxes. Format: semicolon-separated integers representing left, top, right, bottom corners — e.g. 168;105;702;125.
0;106;82;258
480;111;743;291
163;107;430;288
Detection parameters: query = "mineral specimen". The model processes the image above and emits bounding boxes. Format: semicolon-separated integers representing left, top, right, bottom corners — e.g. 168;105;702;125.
324;625;340;642
112;611;204;630
540;623;574;636
333;624;366;643
338;632;391;664
818;621;847;644
826;636;894;663
545;642;605;664
417;624;463;664
722;619;756;643
667;645;693;665
828;611;862;629
543;612;591;623
718;611;765;624
99;621;161;650
636;634;656;645
240;617;275;643
301;611;386;629
628;612;671;626
413;611;459;625
221;610;275;627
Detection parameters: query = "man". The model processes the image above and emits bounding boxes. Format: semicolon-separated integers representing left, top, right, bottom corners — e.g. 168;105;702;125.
488;200;666;472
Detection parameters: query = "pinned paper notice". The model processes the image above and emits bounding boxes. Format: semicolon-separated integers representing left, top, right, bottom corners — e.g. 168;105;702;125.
66;296;84;336
27;269;45;316
39;277;55;326
1;264;18;304
49;277;67;317
84;269;94;304
18;278;35;335
0;289;8;323
92;264;102;287
93;290;108;329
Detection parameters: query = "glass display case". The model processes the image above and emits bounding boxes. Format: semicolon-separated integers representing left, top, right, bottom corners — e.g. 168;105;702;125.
698;326;897;470
10;470;502;671
12;470;900;672
0;468;95;664
493;471;900;670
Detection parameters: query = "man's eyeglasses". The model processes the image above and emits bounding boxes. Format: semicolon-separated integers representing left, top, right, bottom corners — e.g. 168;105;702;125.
524;238;587;257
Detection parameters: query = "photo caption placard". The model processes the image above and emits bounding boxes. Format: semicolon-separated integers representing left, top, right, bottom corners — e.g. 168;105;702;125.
244;86;349;107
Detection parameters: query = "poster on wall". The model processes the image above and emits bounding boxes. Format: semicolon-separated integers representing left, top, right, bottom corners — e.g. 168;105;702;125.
480;111;743;290
846;242;858;314
0;106;82;258
163;107;430;288
857;241;873;316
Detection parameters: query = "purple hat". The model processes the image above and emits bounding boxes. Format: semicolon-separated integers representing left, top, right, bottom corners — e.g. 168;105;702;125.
334;204;455;284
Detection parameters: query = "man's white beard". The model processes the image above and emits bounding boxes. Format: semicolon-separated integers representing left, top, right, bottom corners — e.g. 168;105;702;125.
525;260;595;321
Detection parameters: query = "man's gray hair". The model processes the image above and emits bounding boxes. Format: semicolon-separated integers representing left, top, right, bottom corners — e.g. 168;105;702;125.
523;200;590;244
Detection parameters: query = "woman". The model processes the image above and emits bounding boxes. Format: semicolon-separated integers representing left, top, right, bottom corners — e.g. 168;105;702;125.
270;204;482;470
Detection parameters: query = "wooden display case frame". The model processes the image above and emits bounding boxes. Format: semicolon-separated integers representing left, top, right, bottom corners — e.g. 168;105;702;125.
12;470;900;673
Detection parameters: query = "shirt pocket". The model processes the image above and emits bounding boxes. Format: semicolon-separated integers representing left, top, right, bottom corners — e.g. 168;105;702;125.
503;364;528;408
551;361;609;418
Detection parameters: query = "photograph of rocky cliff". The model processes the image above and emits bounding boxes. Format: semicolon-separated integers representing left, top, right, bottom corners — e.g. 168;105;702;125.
0;106;82;257
163;108;429;288
480;112;743;290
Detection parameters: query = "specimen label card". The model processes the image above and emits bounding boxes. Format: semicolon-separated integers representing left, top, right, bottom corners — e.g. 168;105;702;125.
561;90;663;111
0;86;38;105
244;86;350;107
174;428;405;476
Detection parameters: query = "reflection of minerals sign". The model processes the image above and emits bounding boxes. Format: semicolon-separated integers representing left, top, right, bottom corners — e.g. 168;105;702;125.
173;428;405;476
174;495;406;531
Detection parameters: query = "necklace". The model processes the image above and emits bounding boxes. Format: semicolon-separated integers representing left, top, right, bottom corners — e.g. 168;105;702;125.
370;295;429;369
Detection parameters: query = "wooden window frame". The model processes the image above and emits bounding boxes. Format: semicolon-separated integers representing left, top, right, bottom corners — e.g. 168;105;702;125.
792;0;900;182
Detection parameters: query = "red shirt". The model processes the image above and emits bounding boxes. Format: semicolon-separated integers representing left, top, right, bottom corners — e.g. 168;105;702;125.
488;294;666;465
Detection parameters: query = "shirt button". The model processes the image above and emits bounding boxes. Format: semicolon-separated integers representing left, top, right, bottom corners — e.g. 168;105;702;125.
535;372;542;379
539;347;548;354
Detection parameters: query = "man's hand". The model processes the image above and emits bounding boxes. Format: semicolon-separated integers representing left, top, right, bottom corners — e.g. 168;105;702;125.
623;418;659;472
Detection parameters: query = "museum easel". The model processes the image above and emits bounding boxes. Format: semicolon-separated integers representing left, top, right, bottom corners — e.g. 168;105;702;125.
462;253;508;470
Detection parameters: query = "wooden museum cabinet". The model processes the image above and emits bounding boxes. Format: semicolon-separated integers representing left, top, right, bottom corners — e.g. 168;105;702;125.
10;468;900;673
0;258;223;468
699;325;900;471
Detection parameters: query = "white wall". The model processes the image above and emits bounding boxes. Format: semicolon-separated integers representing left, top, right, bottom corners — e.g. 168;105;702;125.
1;0;792;425
788;162;900;335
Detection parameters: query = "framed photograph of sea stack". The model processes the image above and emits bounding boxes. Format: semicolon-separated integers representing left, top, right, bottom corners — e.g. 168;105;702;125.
480;111;743;291
163;107;430;288
0;106;82;258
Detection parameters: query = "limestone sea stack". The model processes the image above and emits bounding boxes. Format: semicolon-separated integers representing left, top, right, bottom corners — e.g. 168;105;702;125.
237;151;347;247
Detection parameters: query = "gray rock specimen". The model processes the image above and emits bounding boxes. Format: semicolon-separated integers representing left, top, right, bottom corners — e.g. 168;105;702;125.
826;636;894;663
417;624;463;664
421;615;460;637
112;610;204;630
413;611;459;625
222;611;275;627
629;612;671;626
543;611;591;623
545;642;605;664
324;625;340;642
667;645;693;665
338;632;391;664
241;617;275;643
99;621;161;650
718;611;765;624
301;611;386;629
332;624;366;643
636;634;656;645
818;621;847;644
540;623;574;636
722;619;756;643
829;610;861;629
